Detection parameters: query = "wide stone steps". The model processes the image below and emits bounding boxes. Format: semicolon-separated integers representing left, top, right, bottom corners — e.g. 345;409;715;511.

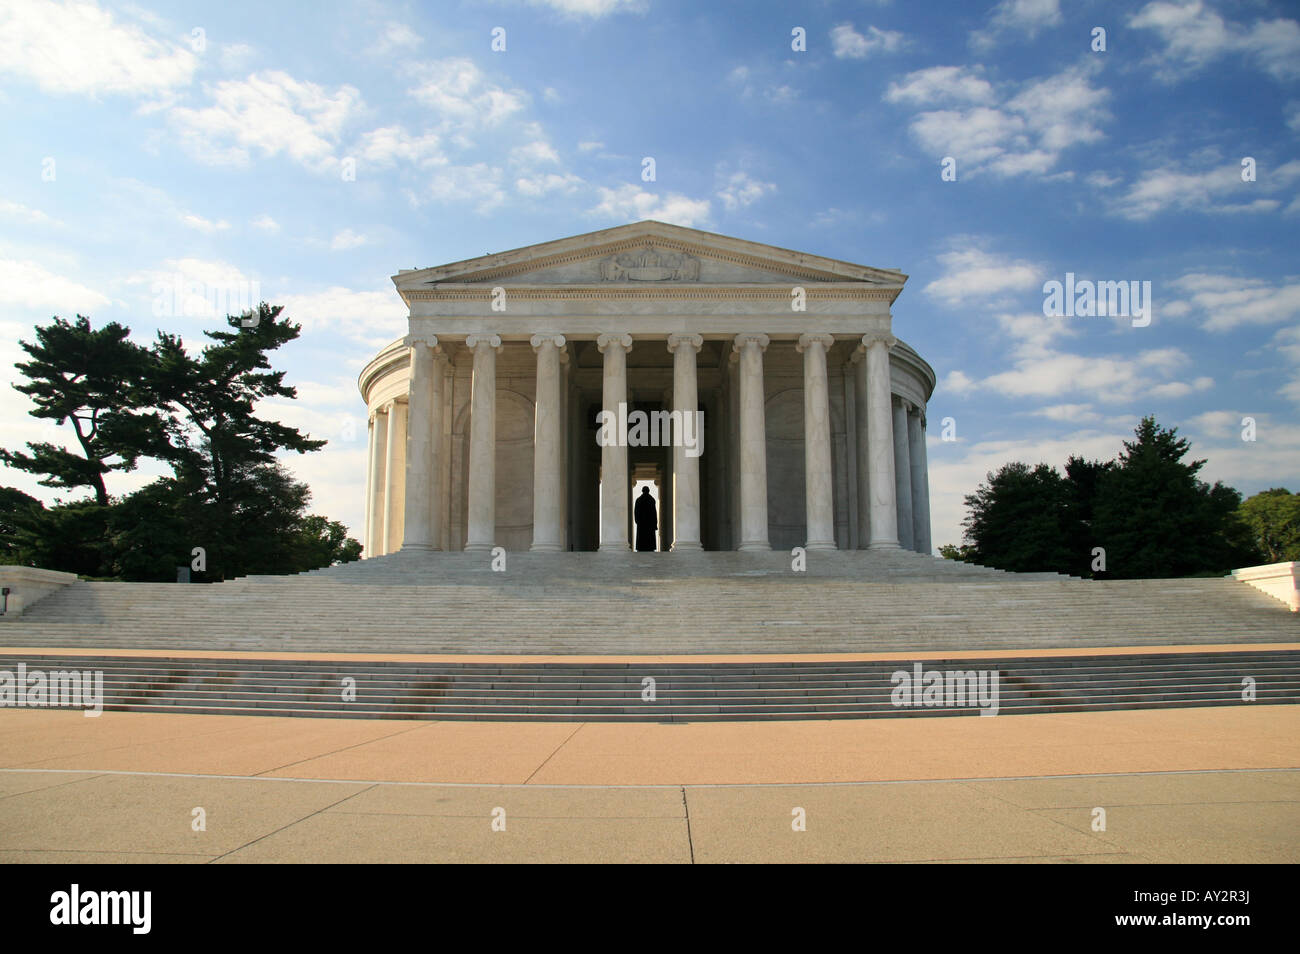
4;651;1295;722
3;552;1295;655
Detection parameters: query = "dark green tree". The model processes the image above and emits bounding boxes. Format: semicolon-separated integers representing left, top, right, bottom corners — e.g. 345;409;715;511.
961;461;1074;573
1238;488;1300;563
0;487;45;566
0;316;166;505
146;304;336;579
1090;416;1256;578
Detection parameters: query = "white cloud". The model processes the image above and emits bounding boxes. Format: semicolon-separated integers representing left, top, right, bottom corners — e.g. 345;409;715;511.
578;141;604;152
941;369;977;394
0;199;62;227
884;66;995;106
277;286;406;346
510;140;560;167
423;163;507;210
1130;0;1300;82
169;71;364;171
589;185;711;227
1113;159;1300;219
716;171;776;211
830;24;905;59
330;229;367;251
1031;403;1102;424
923;243;1042;307
123;257;260;322
972;0;1062;49
356;125;445;167
407;58;528;135
370;24;421;55
0;258;111;313
523;0;647;17
250;214;280;233
894;63;1110;179
0;0;197;97
180;212;230;233
1165;272;1300;332
515;172;583;196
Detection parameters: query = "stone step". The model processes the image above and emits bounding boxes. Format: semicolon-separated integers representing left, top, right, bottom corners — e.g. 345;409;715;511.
4;650;1294;722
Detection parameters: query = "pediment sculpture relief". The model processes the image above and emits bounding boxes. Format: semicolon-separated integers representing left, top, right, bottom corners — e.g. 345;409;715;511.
598;246;701;281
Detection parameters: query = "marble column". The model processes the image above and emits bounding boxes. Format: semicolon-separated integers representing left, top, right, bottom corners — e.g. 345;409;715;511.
464;333;501;552
383;399;407;553
863;332;900;549
909;408;932;555
402;335;440;550
597;333;632;551
366;407;388;557
851;351;871;549
667;333;703;551
430;351;447;548
798;333;837;550
892;398;914;551
530;334;566;552
734;333;771;551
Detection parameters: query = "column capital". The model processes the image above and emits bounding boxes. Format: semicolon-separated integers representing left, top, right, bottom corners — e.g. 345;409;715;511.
596;332;632;353
530;333;567;353
860;331;897;350
667;333;703;354
732;332;770;354
465;333;502;352
403;333;440;351
796;333;835;353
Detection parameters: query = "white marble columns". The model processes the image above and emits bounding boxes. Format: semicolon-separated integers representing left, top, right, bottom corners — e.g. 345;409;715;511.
851;352;871;549
892;398;915;551
531;334;566;552
383;400;407;552
366;406;388;557
598;333;633;551
798;333;837;550
734;333;771;551
402;335;441;550
668;333;703;551
464;333;501;552
908;408;931;555
863;332;900;549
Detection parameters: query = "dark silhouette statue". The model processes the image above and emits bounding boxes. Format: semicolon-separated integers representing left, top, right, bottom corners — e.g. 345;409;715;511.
634;486;658;552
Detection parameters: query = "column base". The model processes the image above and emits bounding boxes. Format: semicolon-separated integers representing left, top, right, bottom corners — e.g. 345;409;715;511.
464;542;495;552
530;543;564;552
804;541;837;551
599;544;630;552
738;542;771;552
670;541;703;552
869;540;901;550
400;543;434;551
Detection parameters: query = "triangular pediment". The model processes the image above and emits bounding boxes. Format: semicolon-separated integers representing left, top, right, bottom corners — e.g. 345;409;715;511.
393;221;907;290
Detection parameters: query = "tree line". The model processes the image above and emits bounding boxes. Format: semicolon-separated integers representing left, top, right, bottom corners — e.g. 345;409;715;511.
1;308;361;581
941;416;1299;578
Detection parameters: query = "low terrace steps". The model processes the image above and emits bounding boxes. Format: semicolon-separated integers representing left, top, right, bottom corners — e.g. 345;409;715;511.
2;550;1296;656
2;649;1296;722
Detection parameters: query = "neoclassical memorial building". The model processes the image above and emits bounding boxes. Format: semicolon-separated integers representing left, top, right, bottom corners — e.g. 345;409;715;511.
358;221;935;556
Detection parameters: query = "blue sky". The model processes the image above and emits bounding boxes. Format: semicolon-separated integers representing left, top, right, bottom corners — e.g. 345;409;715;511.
2;0;1298;552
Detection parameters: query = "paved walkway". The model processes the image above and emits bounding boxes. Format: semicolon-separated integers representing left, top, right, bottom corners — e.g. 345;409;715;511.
1;705;1296;862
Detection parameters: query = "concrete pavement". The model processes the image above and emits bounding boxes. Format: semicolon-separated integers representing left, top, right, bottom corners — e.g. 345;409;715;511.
0;704;1296;862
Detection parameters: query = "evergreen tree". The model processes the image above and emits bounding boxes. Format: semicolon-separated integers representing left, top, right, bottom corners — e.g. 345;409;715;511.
0;316;166;505
1091;416;1253;577
962;461;1073;573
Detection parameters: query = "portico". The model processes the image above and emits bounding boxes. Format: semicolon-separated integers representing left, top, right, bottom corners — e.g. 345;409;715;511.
359;221;935;556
